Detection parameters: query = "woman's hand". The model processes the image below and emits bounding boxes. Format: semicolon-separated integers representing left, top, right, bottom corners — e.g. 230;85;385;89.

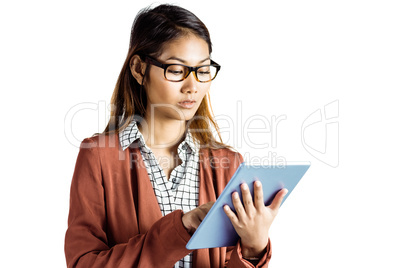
182;201;214;235
223;181;288;258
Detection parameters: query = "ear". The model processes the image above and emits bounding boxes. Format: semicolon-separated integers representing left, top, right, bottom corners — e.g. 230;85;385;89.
130;55;147;85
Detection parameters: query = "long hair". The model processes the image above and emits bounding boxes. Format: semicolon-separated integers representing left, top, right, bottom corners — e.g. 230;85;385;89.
95;4;227;149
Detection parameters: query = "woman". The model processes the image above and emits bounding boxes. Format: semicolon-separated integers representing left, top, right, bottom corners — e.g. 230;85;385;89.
64;4;287;268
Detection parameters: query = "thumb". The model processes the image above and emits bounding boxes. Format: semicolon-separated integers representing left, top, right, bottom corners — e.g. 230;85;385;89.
269;188;288;211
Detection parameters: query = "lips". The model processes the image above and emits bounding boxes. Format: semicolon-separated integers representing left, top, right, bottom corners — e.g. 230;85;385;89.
177;99;196;109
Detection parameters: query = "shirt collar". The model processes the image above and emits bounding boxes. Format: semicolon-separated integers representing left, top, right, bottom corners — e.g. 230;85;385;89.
119;119;145;151
181;129;199;154
119;120;199;153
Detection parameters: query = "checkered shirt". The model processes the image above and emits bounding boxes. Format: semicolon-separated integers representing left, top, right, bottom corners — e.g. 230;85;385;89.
119;120;199;268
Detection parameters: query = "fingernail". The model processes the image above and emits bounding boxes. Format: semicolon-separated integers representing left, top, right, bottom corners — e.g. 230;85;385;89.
233;192;239;199
224;205;229;211
255;181;261;187
241;183;248;190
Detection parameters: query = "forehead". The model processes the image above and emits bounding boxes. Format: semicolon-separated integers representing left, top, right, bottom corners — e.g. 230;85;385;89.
158;34;210;64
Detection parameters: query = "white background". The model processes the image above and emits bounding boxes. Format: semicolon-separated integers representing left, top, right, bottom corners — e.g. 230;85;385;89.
1;0;401;267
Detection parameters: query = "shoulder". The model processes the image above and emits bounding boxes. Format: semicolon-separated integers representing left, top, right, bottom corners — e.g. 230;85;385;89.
74;133;132;174
75;133;124;166
78;133;121;151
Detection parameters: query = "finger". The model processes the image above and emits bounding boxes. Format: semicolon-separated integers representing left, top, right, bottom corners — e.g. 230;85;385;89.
192;210;207;227
240;183;254;215
200;201;214;212
206;201;215;208
269;188;288;211
232;191;247;218
254;180;265;211
198;201;215;221
197;211;207;223
223;205;239;225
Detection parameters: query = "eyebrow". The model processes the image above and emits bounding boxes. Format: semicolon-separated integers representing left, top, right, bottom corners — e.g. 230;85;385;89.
165;56;211;64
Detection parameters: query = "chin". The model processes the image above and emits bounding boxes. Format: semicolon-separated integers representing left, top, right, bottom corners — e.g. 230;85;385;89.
183;110;198;121
160;108;196;122
177;104;201;121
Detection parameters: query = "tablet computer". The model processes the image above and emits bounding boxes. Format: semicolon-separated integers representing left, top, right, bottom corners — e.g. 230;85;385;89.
186;162;310;250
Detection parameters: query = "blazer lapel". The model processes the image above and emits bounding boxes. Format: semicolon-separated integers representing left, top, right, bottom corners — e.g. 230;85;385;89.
193;149;221;267
129;146;163;234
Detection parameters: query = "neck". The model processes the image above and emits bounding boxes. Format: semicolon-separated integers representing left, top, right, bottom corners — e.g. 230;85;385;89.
139;116;187;150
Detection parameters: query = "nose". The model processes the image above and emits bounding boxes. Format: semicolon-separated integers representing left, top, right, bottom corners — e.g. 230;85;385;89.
181;71;198;94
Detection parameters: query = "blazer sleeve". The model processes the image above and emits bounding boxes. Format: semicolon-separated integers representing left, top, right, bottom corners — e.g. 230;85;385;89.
64;139;192;268
225;240;272;268
223;152;272;268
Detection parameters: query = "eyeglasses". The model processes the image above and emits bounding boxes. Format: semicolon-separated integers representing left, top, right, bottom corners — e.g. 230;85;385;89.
145;56;221;83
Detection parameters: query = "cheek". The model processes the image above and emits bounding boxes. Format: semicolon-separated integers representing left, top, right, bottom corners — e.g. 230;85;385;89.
144;73;176;102
199;84;211;97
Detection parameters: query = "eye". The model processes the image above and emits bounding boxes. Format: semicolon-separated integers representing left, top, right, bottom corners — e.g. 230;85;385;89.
167;65;185;76
197;66;211;75
168;70;183;75
198;71;211;75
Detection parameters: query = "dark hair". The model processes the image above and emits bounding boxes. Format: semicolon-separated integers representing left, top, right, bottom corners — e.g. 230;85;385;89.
130;4;212;58
97;4;226;148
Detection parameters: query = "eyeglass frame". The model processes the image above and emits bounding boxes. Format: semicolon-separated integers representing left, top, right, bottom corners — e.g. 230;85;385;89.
144;56;221;83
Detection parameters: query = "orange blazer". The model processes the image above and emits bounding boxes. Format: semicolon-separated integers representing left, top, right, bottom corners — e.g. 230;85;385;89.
64;134;272;267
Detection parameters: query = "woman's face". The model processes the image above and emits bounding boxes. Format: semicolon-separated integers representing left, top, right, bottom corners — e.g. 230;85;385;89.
143;34;211;122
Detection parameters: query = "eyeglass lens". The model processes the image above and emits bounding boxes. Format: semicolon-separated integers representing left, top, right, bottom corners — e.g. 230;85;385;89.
165;65;218;82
